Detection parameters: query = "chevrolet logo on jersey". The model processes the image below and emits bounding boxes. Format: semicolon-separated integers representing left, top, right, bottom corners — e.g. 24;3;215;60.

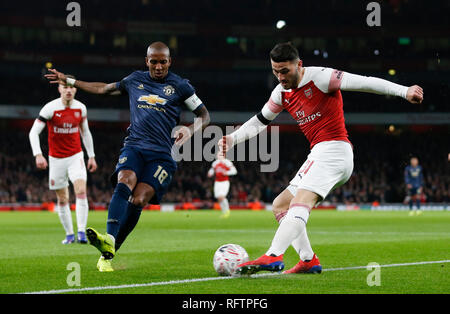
138;94;167;106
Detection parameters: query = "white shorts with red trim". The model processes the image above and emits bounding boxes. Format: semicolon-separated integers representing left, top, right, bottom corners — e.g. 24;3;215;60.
48;151;87;190
214;181;230;198
287;141;353;200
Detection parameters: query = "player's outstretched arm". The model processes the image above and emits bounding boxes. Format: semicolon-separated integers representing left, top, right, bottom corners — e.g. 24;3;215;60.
337;71;423;104
45;68;121;95
218;101;280;156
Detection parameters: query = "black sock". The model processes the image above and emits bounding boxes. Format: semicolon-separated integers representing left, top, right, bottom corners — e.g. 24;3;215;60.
106;183;132;239
115;202;143;251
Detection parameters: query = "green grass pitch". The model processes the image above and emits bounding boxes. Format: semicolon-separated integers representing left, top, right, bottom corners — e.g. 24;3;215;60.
0;210;449;294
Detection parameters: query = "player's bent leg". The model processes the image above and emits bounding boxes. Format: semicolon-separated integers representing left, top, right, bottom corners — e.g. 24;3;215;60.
283;189;322;274
267;189;318;255
236;189;314;275
115;182;153;251
105;170;136;242
87;171;135;259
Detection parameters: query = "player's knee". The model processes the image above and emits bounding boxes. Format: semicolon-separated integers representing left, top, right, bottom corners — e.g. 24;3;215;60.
57;196;69;206
130;183;155;208
74;185;87;198
73;179;87;195
272;195;287;215
55;189;69;205
117;170;137;190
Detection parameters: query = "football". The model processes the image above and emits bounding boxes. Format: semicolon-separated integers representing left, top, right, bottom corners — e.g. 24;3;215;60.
213;243;249;276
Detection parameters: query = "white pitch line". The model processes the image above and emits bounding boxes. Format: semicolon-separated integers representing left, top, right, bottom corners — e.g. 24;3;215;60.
22;259;450;294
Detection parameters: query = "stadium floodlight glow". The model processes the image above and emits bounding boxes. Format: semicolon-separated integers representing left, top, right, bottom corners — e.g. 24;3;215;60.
276;20;286;29
374;49;380;55
388;69;396;76
314;49;320;56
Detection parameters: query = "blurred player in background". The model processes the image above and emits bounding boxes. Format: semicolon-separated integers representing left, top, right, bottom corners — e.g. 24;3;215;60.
29;75;97;244
404;156;423;216
207;153;237;218
220;42;424;275
45;42;210;272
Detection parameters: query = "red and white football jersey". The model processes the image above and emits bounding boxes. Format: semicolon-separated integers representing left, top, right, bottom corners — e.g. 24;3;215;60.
267;67;351;148
211;159;234;182
39;98;87;158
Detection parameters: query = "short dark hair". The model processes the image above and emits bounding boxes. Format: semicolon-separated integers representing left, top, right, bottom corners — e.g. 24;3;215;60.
270;42;300;62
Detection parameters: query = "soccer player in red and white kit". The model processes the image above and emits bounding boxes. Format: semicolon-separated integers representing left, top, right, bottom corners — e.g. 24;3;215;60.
29;75;98;244
219;42;424;275
207;153;237;218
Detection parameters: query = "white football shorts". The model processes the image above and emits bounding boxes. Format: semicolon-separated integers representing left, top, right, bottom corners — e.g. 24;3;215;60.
48;151;87;190
214;181;230;198
287;141;354;200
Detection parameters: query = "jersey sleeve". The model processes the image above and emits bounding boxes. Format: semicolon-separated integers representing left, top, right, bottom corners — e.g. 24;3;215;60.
38;102;54;121
258;84;284;123
339;71;408;98
224;159;237;175
268;84;284;109
116;72;136;93
79;102;87;118
179;79;204;111
308;67;342;93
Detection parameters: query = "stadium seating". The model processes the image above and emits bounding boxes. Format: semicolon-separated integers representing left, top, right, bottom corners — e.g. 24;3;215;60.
0;123;448;207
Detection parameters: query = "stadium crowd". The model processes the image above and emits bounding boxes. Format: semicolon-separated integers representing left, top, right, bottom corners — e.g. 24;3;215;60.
0;124;448;207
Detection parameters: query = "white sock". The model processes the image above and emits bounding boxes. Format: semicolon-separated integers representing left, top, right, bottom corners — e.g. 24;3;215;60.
75;196;89;233
219;198;229;213
266;204;310;256
291;227;314;261
57;203;73;235
275;210;314;260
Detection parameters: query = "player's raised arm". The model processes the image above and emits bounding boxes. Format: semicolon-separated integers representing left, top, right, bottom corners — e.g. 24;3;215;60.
45;68;121;96
328;69;424;104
